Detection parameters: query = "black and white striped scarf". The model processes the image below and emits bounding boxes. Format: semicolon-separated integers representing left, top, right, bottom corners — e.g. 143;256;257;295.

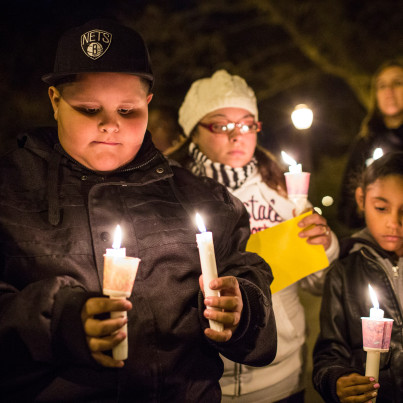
188;142;257;191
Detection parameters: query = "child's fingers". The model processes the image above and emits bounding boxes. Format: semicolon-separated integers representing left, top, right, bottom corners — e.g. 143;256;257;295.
336;373;379;402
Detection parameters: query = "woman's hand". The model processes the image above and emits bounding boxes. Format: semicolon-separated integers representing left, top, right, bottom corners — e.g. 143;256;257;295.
298;210;332;250
199;275;243;343
81;297;132;368
336;373;379;402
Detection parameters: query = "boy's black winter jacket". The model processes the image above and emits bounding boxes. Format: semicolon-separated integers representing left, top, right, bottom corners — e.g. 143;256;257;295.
0;128;276;402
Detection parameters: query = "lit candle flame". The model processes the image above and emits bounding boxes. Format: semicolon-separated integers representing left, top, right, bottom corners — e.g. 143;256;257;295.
368;284;379;310
281;151;297;167
373;147;383;161
195;213;207;233
112;225;122;249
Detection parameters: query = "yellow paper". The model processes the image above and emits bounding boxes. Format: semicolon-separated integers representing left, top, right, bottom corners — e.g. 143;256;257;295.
246;211;329;293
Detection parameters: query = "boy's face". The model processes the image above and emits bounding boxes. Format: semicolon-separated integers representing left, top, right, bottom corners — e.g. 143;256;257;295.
49;73;153;172
356;175;403;256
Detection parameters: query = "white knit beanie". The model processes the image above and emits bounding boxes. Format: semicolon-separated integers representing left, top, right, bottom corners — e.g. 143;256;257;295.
178;70;258;137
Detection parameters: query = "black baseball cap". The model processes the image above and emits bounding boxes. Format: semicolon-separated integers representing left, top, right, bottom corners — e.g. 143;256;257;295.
42;19;154;88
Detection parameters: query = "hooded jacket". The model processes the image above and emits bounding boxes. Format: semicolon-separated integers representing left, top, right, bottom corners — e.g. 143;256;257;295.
0;128;276;402
313;229;403;403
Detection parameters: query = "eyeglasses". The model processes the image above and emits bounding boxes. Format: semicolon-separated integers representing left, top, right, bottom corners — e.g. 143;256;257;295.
198;120;262;135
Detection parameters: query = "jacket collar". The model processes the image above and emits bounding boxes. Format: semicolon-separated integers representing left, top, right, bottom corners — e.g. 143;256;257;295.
340;228;398;264
20;127;173;225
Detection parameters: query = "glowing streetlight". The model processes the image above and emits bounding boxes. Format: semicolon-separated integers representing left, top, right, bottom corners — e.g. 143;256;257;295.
291;104;313;130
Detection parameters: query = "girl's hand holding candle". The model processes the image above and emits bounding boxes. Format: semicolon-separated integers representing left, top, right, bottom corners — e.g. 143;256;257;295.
195;213;224;333
103;225;140;360
281;151;311;215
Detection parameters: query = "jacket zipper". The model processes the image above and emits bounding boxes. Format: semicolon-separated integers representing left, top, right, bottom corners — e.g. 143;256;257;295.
360;249;403;318
235;362;241;396
392;265;399;278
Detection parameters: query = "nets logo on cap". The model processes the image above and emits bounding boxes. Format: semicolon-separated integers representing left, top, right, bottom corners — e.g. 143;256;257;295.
81;29;112;60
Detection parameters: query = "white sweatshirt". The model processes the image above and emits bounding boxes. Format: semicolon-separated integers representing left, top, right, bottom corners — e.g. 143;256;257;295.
220;170;339;401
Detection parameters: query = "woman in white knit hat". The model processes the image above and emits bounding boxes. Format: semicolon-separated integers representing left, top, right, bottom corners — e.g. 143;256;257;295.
168;70;339;403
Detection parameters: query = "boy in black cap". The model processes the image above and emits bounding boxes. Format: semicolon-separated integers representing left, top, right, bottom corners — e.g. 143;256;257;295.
0;19;276;402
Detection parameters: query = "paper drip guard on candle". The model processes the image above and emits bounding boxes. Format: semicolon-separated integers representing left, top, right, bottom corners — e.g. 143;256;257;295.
103;225;141;360
361;317;393;352
103;255;140;298
284;172;311;215
361;316;393;402
195;213;224;332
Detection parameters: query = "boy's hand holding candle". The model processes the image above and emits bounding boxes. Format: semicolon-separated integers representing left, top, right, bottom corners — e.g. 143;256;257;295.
81;296;132;368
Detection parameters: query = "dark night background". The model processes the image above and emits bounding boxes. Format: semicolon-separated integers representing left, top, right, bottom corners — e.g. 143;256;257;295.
1;1;402;401
4;0;403;238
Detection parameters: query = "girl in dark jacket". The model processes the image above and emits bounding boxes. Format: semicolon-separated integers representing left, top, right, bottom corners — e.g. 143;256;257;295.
313;152;403;403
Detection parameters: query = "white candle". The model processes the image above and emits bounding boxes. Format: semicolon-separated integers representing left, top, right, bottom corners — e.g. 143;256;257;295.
195;213;224;332
369;284;384;319
103;225;140;360
281;151;302;174
365;284;384;402
365;350;381;390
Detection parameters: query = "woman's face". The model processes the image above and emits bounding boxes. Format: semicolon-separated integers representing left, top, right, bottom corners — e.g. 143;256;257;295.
375;66;403;123
192;107;258;168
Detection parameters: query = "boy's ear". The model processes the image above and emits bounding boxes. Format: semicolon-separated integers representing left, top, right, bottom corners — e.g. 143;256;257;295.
355;187;365;211
48;86;61;121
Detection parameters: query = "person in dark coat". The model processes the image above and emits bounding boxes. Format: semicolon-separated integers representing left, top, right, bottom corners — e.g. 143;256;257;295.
313;152;403;402
338;59;403;232
0;19;277;402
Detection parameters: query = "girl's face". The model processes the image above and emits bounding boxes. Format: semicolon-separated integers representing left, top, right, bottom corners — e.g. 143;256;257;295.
192;107;258;168
375;66;403;124
49;72;153;172
356;175;403;256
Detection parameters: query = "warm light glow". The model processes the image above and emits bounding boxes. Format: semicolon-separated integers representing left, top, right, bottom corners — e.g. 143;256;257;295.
314;207;322;215
366;148;384;167
281;151;297;166
322;196;334;207
369;284;379;310
291;104;313;130
373;147;383;160
281;151;302;173
196;213;207;233
113;225;122;249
